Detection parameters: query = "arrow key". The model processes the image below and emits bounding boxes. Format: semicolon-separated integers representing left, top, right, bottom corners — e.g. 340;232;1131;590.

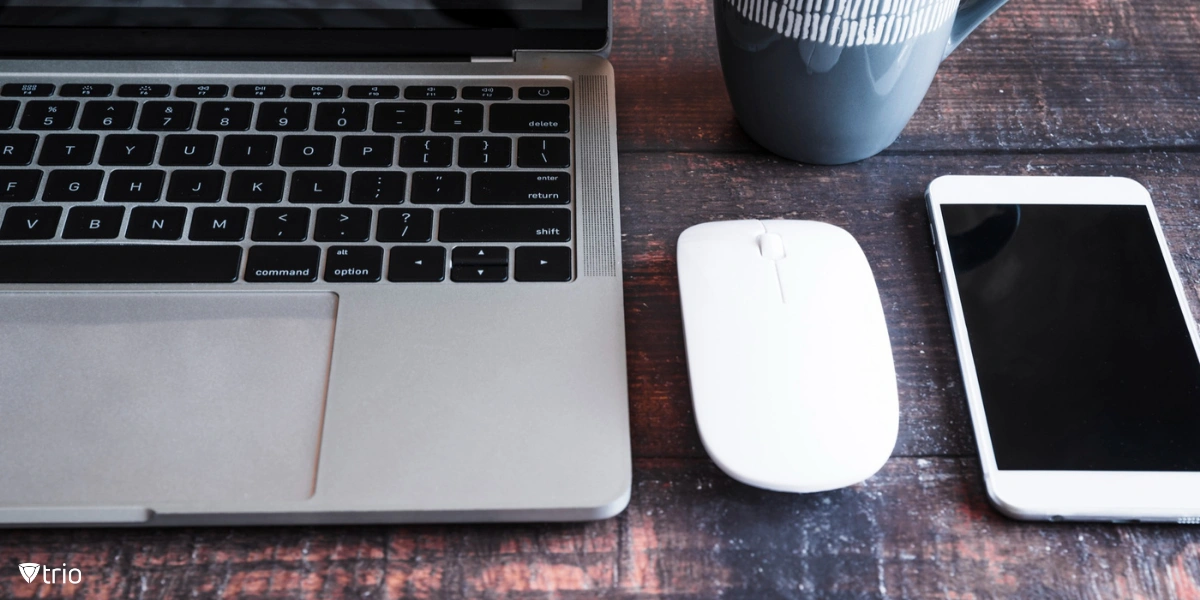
515;246;572;282
388;246;445;282
315;207;372;242
452;246;508;266
451;265;508;283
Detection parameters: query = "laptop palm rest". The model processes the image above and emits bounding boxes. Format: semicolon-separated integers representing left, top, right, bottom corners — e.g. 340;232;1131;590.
0;292;337;507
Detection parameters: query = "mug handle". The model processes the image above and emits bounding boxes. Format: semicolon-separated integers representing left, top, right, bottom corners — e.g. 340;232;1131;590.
943;0;1010;59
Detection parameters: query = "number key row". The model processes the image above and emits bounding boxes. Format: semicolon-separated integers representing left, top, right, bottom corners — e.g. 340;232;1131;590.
2;100;569;134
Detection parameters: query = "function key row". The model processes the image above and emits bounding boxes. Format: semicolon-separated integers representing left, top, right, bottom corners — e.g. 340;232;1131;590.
0;100;570;134
2;83;569;101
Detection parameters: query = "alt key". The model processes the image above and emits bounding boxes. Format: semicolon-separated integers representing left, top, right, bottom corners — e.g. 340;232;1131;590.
325;245;383;282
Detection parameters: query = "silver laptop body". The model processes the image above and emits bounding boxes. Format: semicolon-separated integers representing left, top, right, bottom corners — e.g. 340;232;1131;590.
0;1;629;526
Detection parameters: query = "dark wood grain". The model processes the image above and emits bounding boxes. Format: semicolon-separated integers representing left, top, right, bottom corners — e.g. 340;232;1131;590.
5;459;1200;599
8;0;1200;596
610;0;1200;153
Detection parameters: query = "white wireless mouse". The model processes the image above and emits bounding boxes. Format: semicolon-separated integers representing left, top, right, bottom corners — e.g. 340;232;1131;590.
677;220;898;493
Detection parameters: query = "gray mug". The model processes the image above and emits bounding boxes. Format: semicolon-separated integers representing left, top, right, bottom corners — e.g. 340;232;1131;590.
715;0;1009;164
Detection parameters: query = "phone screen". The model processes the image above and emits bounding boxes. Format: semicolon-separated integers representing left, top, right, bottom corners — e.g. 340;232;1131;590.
941;203;1200;471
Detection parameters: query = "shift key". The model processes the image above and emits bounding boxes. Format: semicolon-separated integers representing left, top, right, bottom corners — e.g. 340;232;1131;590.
438;208;570;243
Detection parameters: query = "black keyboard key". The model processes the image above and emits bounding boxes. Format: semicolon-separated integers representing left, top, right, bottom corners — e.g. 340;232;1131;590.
220;135;278;167
176;84;229;98
228;170;285;203
489;104;570;134
99;134;158;166
458;137;511;168
0;205;61;239
472;171;570;205
159;134;218;166
126;206;187;240
410;172;465;204
0;245;242;283
349;85;400;99
42;170;104;202
60;84;114;98
350;171;405;204
339;136;394;167
431;103;483;132
453;246;508;266
292;85;342;99
462;86;513;101
405;86;456;100
519;86;570;101
189;207;249;241
256;102;311;132
245;246;320;282
1;101;19;129
167;170;226;202
62;206;124;239
0;170;42;201
252;207;311;241
515;246;573;281
280;135;336;167
2;83;54;97
315;102;369;132
388;246;445;282
198;102;254;131
315;207;372;242
0;134;38;165
289;171;346;204
38;134;99;166
517;137;571;168
451;265;508;283
376;208;433;243
438;208;570;242
398;136;453;167
79;101;138;130
20;100;79;130
105;170;165;202
325;245;384;282
234;84;286;99
138;101;196;131
372;103;426;133
119;84;171;98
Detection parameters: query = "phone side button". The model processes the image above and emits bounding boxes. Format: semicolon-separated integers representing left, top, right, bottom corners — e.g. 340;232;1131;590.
935;249;943;273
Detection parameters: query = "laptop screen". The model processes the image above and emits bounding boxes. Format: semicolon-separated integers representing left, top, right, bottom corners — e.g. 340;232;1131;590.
0;0;608;57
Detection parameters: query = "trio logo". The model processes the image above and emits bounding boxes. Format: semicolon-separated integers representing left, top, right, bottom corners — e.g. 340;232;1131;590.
16;562;82;585
17;563;39;583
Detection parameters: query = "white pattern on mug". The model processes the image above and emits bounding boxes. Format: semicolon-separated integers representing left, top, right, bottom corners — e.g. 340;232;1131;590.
727;0;959;47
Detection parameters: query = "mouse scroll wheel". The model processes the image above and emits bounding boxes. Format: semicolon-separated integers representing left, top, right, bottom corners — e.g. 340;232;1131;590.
757;233;786;260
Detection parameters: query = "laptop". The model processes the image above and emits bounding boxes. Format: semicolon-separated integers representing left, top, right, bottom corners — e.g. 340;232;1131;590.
0;0;630;526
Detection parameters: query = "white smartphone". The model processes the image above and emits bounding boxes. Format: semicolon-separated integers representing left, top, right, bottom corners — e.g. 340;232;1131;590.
927;175;1200;523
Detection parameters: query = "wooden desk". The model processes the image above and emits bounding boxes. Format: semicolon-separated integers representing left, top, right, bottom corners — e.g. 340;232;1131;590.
5;0;1200;597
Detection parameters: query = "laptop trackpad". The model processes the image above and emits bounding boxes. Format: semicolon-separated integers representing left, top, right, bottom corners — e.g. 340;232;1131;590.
0;293;337;507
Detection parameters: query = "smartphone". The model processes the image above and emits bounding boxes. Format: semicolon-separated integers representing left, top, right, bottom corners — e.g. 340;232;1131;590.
927;175;1200;523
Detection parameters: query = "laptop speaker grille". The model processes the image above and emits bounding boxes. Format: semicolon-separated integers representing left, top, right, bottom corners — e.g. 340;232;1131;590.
576;75;618;278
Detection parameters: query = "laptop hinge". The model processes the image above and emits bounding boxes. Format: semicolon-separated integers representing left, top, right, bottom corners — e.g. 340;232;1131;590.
471;56;516;63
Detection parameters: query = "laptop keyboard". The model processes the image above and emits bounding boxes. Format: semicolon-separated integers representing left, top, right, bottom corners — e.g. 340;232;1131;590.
0;81;576;284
